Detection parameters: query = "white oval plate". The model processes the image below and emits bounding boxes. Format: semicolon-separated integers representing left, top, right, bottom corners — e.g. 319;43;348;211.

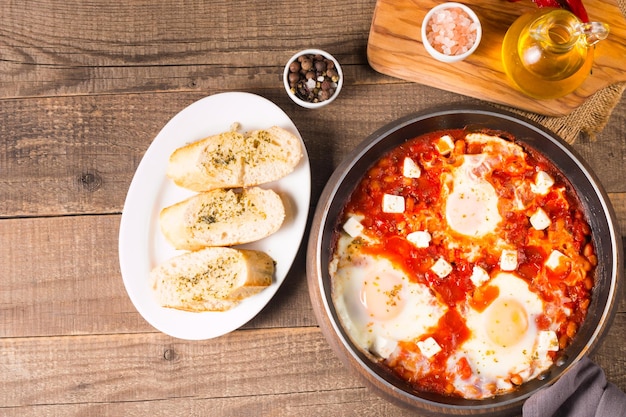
119;92;311;340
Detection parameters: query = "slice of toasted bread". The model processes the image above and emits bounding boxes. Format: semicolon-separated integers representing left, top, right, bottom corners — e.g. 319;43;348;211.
167;125;303;192
150;247;275;312
159;187;285;251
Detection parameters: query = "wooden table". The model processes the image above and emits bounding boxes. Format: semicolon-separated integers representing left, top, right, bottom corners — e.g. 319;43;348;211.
1;1;624;416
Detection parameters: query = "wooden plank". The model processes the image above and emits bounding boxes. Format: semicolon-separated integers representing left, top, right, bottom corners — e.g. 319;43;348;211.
1;88;625;218
0;328;355;406
0;0;374;99
367;0;626;116
0;323;623;416
0;215;150;336
0;328;383;410
0;93;191;217
0;390;418;417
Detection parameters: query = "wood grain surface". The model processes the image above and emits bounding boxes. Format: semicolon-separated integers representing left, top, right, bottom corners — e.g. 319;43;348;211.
0;1;624;416
367;0;626;116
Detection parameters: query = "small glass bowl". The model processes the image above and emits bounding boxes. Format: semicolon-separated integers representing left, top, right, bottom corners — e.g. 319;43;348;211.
283;49;343;109
421;2;482;63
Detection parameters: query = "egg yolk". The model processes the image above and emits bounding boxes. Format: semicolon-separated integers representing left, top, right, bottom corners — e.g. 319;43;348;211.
360;272;405;321
486;298;528;347
446;180;502;237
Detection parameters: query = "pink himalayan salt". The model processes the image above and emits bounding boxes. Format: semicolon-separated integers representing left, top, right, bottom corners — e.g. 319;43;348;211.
426;7;478;56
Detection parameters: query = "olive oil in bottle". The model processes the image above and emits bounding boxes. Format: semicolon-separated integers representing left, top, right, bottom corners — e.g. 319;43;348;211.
502;9;608;100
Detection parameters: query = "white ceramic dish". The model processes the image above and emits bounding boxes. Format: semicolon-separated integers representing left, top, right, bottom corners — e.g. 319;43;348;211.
421;2;482;63
119;92;311;340
283;48;344;109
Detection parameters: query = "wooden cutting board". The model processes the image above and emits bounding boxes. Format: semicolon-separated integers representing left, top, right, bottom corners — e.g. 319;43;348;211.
367;0;626;116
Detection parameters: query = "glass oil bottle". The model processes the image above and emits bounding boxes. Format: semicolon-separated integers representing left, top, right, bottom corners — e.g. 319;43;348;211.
502;8;609;99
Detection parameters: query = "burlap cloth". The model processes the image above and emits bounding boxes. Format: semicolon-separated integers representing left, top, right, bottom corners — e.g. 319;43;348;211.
498;0;626;144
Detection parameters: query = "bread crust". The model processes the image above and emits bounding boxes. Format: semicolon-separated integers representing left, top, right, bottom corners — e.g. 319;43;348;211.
166;125;302;192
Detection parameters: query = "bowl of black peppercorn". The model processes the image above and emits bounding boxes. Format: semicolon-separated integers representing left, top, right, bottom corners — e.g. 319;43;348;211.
283;49;343;109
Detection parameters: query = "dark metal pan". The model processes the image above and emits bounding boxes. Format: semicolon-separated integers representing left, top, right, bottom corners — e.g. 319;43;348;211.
306;106;623;416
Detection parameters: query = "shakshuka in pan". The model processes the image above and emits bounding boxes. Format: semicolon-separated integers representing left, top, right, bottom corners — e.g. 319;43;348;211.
329;128;595;400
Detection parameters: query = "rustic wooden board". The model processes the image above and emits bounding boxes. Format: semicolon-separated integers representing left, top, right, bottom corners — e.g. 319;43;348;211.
367;0;626;116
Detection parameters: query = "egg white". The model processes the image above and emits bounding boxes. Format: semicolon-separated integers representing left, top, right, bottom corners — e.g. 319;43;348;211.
444;154;502;237
452;272;553;397
331;234;447;358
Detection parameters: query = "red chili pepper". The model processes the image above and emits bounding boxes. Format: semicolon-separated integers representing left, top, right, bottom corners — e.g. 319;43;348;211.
562;0;590;22
505;0;590;22
533;0;561;7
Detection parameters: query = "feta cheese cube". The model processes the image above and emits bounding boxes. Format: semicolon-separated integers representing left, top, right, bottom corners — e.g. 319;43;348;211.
530;208;551;231
500;249;518;271
545;250;567;270
342;216;364;238
537;331;559;352
371;336;398;359
470;265;490;287
406;230;431;248
382;193;405;213
417;337;442;358
403;157;421;178
531;171;554;195
431;258;453;278
436;135;455;155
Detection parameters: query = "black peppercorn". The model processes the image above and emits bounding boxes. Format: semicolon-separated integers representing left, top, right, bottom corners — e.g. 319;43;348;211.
286;52;340;104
